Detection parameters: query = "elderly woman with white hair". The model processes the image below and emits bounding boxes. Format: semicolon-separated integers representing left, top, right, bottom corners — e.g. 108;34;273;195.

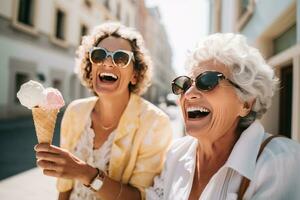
34;22;172;200
146;33;300;200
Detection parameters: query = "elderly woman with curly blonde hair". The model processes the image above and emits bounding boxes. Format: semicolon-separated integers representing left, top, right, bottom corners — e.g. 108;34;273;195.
34;22;172;200
146;33;300;200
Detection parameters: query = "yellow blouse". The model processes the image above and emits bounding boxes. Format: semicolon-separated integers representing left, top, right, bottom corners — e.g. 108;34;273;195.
56;93;173;199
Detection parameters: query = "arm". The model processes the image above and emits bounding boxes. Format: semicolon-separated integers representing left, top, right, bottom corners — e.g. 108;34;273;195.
35;144;141;200
58;191;71;200
93;175;141;200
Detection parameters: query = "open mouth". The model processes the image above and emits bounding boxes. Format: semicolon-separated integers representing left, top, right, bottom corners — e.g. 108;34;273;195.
99;72;118;83
187;107;210;119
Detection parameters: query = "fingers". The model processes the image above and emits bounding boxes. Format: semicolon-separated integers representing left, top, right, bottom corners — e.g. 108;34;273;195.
37;159;59;171
37;160;73;179
36;152;66;164
34;143;64;154
43;169;61;177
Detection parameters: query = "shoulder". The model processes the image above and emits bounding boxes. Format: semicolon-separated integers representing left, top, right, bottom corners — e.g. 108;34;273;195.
65;96;97;114
139;97;170;121
252;136;300;197
67;96;97;110
167;136;197;159
61;96;97;124
262;136;300;160
256;136;300;178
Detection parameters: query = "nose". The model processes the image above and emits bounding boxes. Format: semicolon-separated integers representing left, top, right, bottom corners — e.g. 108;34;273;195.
102;55;114;68
183;83;202;100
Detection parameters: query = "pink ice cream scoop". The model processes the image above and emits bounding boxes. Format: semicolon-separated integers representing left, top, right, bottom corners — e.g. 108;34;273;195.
41;88;65;110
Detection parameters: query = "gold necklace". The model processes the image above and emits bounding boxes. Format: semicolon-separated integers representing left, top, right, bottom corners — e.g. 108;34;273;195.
93;104;116;130
100;122;115;130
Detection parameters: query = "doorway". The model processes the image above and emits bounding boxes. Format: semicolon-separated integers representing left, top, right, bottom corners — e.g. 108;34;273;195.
279;65;293;138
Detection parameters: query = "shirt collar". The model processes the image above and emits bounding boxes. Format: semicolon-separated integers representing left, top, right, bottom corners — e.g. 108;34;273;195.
113;93;140;141
224;120;266;180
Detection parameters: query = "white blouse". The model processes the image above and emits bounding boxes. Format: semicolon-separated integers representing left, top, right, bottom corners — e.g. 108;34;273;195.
69;117;116;200
146;120;300;200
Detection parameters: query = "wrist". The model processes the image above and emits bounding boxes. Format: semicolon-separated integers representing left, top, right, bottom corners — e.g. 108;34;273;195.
79;163;98;186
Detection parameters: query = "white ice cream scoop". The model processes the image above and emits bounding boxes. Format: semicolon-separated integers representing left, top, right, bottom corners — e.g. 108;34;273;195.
16;80;46;109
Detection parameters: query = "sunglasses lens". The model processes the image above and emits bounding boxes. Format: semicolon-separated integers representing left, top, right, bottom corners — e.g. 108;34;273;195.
196;72;219;91
172;76;192;95
113;51;130;67
90;49;106;63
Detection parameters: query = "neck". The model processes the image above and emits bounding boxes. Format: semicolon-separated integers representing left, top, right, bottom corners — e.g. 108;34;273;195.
196;124;240;175
94;91;131;128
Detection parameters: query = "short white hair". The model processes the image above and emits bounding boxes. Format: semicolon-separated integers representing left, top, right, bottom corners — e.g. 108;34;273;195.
185;33;278;127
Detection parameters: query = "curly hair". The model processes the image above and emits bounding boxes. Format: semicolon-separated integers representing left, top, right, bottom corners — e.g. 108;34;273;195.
74;22;153;95
185;33;279;128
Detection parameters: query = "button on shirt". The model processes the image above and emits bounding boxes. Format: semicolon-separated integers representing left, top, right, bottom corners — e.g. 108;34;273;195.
146;120;300;200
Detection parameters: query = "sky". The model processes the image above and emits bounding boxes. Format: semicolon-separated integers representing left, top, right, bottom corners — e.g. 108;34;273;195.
145;0;210;75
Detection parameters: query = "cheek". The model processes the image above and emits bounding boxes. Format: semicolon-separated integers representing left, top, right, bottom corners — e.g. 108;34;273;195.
91;66;97;78
208;92;243;132
179;96;185;116
122;66;134;80
213;97;242;118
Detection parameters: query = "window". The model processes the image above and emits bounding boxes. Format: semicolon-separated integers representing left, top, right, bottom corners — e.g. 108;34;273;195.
279;66;293;138
53;79;62;90
84;0;92;8
55;9;66;40
15;73;29;103
235;0;255;31
273;24;297;54
17;0;34;26
240;0;249;16
104;0;109;10
80;24;88;43
52;79;62;94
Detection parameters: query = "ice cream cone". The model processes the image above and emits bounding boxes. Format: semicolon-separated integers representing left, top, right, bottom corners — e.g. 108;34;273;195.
32;107;59;144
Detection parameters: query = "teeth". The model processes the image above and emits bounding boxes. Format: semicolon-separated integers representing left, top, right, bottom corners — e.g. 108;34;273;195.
187;107;210;113
100;72;117;79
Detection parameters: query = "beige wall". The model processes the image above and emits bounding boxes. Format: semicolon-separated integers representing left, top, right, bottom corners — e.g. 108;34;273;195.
209;0;299;141
266;45;300;141
0;0;135;46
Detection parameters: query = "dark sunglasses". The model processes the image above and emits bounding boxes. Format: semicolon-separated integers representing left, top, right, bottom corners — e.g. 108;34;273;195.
171;71;244;95
89;47;135;68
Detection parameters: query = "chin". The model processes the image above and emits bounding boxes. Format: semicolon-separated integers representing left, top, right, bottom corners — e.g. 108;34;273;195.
185;123;209;139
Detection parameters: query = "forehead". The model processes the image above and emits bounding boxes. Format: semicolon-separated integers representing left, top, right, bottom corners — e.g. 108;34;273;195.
189;59;231;78
97;36;132;51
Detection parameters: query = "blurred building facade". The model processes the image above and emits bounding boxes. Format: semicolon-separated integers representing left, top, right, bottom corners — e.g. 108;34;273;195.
0;0;174;119
135;1;176;104
209;0;300;141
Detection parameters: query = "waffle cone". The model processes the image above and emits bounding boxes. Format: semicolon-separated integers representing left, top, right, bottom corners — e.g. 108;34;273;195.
32;107;59;144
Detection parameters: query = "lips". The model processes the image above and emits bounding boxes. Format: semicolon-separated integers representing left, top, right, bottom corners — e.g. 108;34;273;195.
98;72;118;83
186;106;210;119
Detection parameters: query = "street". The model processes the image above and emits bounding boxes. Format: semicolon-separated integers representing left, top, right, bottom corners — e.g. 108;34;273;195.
0;113;63;180
0;167;57;200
